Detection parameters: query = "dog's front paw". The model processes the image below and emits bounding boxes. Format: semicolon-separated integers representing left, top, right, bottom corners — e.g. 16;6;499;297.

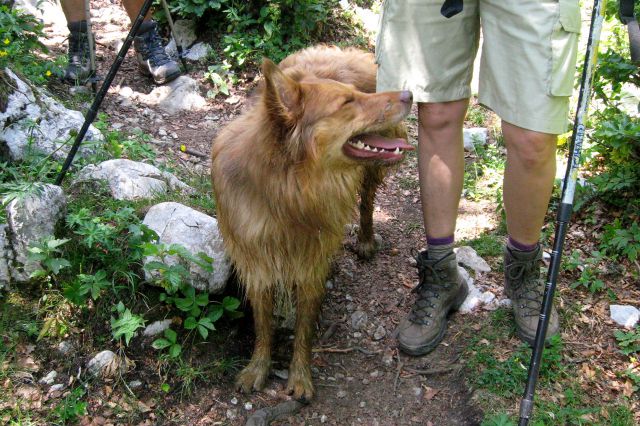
286;363;314;401
355;233;382;260
236;359;271;393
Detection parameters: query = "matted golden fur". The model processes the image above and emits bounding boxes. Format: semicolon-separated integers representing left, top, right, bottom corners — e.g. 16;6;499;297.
211;45;413;400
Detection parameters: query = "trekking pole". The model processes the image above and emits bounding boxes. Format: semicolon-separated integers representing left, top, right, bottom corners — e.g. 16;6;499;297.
159;0;189;72
619;0;640;64
55;0;154;185
517;0;605;424
84;0;98;93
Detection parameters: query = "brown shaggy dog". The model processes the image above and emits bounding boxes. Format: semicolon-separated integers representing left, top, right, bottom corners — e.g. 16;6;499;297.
211;45;413;400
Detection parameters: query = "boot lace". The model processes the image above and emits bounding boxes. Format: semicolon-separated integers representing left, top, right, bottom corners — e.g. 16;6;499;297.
67;33;89;67
506;258;543;317
138;29;171;67
408;252;452;326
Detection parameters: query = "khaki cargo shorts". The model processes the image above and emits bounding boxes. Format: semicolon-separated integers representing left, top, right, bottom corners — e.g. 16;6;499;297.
375;0;581;135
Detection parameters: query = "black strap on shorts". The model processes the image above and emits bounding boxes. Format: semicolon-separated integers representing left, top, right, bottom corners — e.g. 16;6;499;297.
441;0;463;18
619;0;640;64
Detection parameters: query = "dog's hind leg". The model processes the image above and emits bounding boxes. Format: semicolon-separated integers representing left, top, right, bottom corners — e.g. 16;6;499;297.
236;287;274;393
355;165;386;260
286;283;324;400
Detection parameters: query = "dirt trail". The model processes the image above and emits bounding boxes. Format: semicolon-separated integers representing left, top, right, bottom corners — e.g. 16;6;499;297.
39;4;498;424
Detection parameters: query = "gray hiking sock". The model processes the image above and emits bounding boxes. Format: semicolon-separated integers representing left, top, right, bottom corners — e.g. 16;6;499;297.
427;242;455;261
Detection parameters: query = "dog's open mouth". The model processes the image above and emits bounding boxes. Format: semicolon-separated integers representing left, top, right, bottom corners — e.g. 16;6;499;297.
343;134;414;163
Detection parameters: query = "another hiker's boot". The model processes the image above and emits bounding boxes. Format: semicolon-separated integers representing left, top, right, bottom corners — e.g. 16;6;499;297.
397;251;468;356
133;21;182;85
64;21;92;84
504;245;559;345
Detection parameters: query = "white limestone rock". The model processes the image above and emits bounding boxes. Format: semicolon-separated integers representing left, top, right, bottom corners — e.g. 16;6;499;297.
455;246;491;274
0;69;103;162
463;127;488;151
72;159;191;201
142;202;231;294
6;184;67;282
610;305;640;329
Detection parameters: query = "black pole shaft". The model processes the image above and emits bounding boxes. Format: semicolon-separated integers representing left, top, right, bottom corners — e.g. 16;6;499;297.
517;0;604;424
55;0;155;186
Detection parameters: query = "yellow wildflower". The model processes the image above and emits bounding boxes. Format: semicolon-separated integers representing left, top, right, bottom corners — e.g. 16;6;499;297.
0;50;7;57
180;144;186;152
3;38;9;45
46;70;52;77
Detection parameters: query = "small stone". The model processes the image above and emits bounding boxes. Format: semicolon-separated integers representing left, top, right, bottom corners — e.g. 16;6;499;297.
39;371;57;385
128;380;143;389
351;310;368;330
49;383;65;392
325;280;334;290
230;397;238;405
320;414;328;423
244;402;253;410
370;370;380;378
143;319;172;337
373;325;386;341
57;341;73;355
463;127;488;151
359;401;366;408
455;246;491;274
362;378;370;385
412;386;422;396
353;332;362;338
158;128;168;136
337;390;347;398
226;409;237;420
382;348;394;367
273;369;289;380
610;305;640;328
87;350;117;377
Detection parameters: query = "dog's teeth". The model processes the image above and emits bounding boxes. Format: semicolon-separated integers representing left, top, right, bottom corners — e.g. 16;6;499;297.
394;147;400;154
364;145;371;151
371;147;379;152
356;141;365;149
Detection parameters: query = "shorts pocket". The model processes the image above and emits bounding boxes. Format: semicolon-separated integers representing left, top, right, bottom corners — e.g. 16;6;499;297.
549;0;581;96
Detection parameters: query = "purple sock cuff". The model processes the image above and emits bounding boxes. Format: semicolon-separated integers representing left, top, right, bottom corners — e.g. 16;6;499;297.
508;236;538;252
427;235;455;246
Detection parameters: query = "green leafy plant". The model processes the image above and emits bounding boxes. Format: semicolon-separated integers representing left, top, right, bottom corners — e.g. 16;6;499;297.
0;6;63;84
565;250;607;294
27;237;71;279
152;328;182;358
52;387;88;423
600;219;640;262
110;301;146;346
614;326;640;356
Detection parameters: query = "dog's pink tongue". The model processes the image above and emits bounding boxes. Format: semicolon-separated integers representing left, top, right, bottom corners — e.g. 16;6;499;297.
360;134;414;151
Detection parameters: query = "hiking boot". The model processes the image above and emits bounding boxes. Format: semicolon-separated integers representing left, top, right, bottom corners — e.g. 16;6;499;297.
397;251;468;356
64;21;92;84
504;245;559;346
133;21;182;85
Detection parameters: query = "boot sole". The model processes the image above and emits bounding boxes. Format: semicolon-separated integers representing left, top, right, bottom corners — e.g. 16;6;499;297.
138;64;182;85
398;279;469;356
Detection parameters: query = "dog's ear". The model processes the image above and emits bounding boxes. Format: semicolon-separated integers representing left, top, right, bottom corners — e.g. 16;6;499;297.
262;58;302;125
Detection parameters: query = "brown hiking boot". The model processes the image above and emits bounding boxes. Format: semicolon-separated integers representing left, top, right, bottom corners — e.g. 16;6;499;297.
504;245;559;345
397;251;468;356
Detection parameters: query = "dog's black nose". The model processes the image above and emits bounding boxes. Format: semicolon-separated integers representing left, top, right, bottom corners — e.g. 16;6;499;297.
400;90;413;104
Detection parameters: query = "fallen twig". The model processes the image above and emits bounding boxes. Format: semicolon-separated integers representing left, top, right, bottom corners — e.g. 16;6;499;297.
245;400;306;426
393;360;404;394
312;346;380;355
181;147;209;159
403;365;459;376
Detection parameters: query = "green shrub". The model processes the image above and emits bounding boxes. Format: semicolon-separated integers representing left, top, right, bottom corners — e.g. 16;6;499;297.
0;6;62;84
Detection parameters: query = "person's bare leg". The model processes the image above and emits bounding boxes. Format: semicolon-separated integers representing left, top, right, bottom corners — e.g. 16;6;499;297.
417;99;469;240
397;99;470;357
502;121;557;245
122;0;152;22
60;0;87;22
